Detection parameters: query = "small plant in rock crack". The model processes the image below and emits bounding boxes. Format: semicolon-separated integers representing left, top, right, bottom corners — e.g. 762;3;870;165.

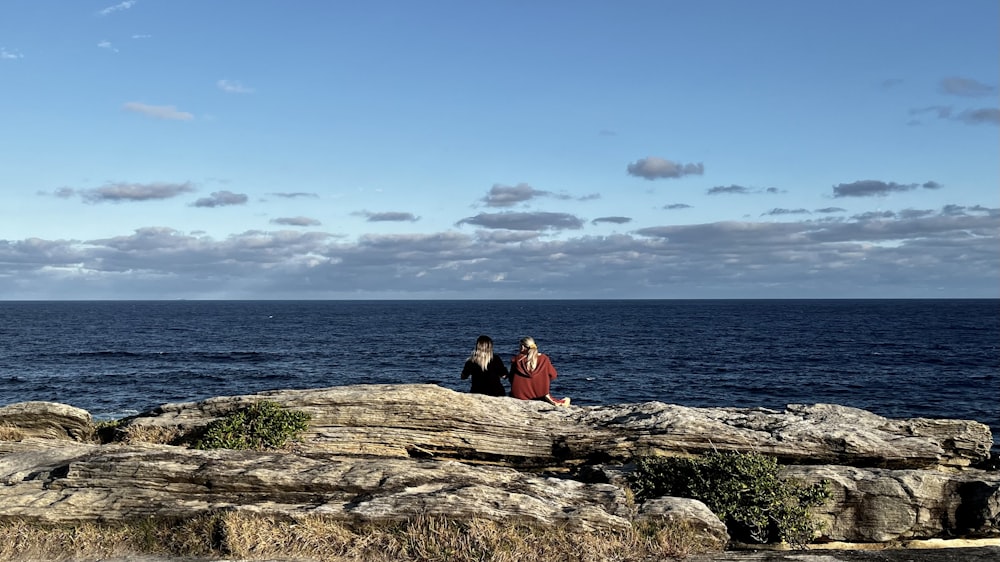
195;400;311;451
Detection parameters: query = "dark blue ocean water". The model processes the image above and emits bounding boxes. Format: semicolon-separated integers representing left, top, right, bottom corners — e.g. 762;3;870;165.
1;300;997;446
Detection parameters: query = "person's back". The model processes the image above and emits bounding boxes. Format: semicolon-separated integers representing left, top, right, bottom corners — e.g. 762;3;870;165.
509;336;569;406
461;335;507;397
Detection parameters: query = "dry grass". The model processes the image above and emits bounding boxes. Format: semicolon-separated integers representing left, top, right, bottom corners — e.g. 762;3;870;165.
120;423;185;445
95;420;185;445
0;423;25;441
0;512;723;561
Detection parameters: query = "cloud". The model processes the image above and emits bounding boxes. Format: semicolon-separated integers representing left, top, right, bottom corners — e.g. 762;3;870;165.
706;185;783;196
474;230;539;244
123;102;194;121
635;206;997;246
192;191;249;208
481;183;549;207
910;105;1000;127
663;203;692;210
457;211;585;231
832;180;941;198
880;78;903;89
3;205;995;299
51;182;196;204
479;183;581;207
626;157;704;180
851;210;896;221
762;208;811;216
707;185;749;195
1;48;24;60
955;108;1000;126
815;207;846;214
217;79;254;94
354;211;420;222
132;34;152;39
271;216;322;227
591;216;632;225
98;40;118;53
271;192;320;199
940;77;996;97
98;1;136;16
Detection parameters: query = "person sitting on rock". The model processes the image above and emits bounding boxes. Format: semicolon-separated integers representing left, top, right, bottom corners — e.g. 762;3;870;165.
460;335;508;397
509;336;570;407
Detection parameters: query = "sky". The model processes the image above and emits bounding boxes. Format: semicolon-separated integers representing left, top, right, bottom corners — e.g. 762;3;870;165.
1;1;997;300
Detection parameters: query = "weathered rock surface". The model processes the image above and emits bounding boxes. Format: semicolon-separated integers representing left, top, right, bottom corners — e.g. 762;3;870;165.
0;438;636;532
0;383;996;550
0;401;94;442
782;465;1000;542
121;384;992;469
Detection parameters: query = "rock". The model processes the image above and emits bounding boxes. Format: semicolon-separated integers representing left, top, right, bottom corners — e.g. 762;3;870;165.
782;465;1000;542
637;496;730;548
0;438;633;532
120;384;992;469
0;401;94;442
0;383;996;549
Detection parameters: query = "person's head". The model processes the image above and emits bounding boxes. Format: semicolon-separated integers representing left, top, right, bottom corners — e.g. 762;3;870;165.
519;336;537;354
475;335;494;355
471;335;493;370
519;336;539;369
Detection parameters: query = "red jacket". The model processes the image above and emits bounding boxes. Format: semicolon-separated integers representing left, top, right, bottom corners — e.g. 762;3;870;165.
509;352;557;400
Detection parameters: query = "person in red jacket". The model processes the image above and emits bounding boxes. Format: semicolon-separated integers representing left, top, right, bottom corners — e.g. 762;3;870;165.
508;336;570;407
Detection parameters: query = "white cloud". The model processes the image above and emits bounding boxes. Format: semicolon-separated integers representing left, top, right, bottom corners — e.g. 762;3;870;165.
1;205;996;299
217;79;254;94
1;48;24;60
122;102;194;121
99;1;137;16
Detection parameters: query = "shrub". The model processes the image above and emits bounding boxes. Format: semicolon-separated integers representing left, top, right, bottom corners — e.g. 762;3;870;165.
194;400;311;451
628;450;830;547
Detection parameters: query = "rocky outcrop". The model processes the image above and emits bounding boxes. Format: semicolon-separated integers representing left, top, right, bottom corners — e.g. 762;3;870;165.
119;384;992;469
783;465;1000;542
0;401;94;442
0;438;635;532
0;383;996;549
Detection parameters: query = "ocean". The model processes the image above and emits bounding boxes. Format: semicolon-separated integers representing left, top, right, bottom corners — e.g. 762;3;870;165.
1;300;997;447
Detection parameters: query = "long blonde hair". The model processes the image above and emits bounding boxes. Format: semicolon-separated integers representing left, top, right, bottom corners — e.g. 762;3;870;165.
520;336;538;371
469;335;494;370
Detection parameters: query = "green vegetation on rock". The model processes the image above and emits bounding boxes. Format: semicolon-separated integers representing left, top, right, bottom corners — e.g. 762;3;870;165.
628;450;831;547
195;400;311;451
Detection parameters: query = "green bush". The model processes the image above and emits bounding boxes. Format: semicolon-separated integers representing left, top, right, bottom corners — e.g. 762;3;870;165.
628;450;830;547
195;400;311;451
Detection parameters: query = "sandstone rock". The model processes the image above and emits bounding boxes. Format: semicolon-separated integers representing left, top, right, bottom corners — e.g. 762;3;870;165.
782;465;1000;542
574;401;992;469
0;401;94;442
0;439;632;532
118;384;992;469
0;383;996;548
637;496;730;548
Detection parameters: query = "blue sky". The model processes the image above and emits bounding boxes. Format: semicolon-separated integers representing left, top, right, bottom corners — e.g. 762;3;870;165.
1;0;997;299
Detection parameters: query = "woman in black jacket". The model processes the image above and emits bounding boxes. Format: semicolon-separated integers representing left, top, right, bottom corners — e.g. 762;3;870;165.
460;335;508;396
